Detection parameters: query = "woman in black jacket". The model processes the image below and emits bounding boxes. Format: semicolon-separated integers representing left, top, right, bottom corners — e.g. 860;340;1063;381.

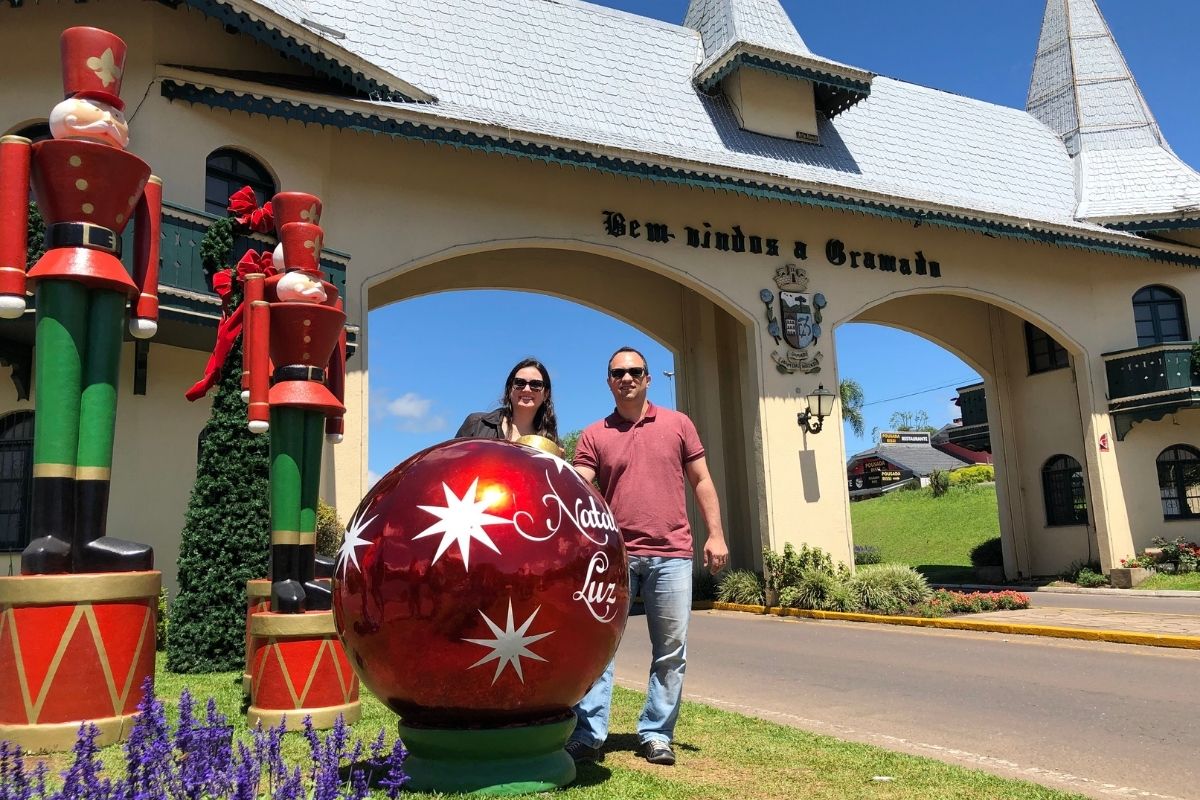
455;358;560;445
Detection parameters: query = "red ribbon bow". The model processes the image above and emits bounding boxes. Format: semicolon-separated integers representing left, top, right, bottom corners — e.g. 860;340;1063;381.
185;249;276;401
227;186;275;234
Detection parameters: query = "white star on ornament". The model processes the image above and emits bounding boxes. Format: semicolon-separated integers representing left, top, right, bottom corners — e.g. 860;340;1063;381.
463;600;554;684
413;477;507;570
336;510;377;580
529;447;572;475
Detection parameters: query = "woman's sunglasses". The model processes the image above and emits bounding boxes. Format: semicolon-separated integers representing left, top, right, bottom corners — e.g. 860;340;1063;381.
609;367;646;380
512;378;546;392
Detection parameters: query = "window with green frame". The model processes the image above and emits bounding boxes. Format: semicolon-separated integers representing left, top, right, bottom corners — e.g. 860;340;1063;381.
1157;445;1200;520
1133;285;1188;346
1024;322;1069;374
205;147;276;216
1042;454;1087;526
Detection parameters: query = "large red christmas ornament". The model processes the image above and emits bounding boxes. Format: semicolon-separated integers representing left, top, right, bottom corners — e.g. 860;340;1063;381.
334;438;629;793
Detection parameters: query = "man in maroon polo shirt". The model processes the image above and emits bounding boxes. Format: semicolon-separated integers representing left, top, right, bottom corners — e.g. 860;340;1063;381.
567;346;729;767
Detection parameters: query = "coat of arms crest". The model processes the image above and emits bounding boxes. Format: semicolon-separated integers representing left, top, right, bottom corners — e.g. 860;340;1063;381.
760;264;826;374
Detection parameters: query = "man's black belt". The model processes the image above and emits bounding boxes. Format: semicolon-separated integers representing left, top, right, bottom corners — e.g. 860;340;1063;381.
44;222;122;258
272;365;325;384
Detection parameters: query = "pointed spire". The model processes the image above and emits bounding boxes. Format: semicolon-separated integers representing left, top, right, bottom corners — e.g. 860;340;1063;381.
683;0;872;117
1027;0;1200;227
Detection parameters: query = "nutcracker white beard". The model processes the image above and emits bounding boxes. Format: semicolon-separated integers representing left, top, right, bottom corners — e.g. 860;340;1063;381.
277;270;328;303
49;97;129;149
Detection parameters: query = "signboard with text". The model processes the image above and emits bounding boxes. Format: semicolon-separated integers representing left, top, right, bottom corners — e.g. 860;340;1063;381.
879;431;931;445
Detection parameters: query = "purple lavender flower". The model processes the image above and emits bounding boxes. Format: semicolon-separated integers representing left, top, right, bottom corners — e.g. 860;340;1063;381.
231;741;260;800
378;739;410;800
60;722;109;800
122;677;179;800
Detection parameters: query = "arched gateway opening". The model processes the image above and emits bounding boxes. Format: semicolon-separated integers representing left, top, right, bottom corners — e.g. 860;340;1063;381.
361;245;765;568
838;290;1100;579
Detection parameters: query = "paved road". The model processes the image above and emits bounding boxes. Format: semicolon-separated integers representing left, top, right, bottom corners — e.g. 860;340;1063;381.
612;611;1200;800
1026;590;1200;615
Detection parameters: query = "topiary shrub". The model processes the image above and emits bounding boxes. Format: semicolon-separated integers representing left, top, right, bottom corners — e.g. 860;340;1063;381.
316;499;346;559
717;570;764;605
949;465;995;486
969;537;1004;568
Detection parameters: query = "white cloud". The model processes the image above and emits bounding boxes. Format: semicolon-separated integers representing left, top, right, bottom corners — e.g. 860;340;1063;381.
387;392;432;419
367;469;382;488
379;391;448;433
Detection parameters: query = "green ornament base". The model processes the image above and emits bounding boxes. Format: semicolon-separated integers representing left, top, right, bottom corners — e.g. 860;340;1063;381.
399;715;578;795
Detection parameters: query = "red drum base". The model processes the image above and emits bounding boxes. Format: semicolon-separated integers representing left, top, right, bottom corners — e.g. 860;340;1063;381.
248;610;359;731
243;579;271;696
0;571;161;752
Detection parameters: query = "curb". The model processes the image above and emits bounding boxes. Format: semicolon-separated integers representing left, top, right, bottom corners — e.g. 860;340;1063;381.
934;583;1200;598
706;602;1200;651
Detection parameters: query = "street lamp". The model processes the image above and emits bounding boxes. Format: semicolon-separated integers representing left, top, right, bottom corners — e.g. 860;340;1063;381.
797;384;836;434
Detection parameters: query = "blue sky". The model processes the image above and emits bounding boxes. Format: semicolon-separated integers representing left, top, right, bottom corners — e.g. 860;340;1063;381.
366;0;1200;481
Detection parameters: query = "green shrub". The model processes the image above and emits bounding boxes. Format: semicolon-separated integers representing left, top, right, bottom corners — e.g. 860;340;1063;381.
1151;536;1199;574
1075;567;1108;588
316;499;346;559
762;542;841;593
853;544;883;565
949;465;994;486
717;570;764;605
822;581;860;612
788;568;840;610
929;469;951;498
850;563;931;613
1058;559;1103;584
969;537;1004;568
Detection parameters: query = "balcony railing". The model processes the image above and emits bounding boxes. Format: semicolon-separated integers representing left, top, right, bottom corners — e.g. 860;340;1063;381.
1102;342;1200;438
133;202;350;323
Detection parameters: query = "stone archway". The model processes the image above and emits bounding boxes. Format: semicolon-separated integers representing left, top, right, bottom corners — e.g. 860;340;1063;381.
836;289;1101;578
359;244;766;568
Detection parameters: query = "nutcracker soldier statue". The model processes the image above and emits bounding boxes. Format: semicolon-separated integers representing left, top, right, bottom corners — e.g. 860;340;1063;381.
0;26;161;753
241;194;357;730
243;191;346;614
0;26;160;574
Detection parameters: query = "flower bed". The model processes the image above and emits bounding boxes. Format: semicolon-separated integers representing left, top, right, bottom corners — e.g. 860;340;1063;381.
0;678;408;800
915;589;1031;618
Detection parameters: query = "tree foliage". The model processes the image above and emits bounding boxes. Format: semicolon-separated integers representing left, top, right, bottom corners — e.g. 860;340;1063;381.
887;409;938;434
838;379;865;438
168;213;272;672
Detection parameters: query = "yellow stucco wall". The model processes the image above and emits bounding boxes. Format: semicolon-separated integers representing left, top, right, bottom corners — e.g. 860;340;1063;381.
2;3;1199;588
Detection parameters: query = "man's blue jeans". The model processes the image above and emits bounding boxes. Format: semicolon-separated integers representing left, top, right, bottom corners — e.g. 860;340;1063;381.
571;555;693;747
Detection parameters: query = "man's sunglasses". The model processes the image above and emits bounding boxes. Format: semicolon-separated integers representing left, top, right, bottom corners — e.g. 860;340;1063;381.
609;367;646;380
511;378;546;392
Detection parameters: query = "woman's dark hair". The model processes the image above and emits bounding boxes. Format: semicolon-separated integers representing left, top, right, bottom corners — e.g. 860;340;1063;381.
499;358;559;442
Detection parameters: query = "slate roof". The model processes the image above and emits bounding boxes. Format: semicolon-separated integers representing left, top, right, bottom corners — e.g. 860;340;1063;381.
1026;0;1200;226
847;443;973;477
174;0;1200;259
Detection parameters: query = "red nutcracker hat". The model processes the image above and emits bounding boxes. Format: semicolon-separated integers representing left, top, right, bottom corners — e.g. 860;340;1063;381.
272;192;322;234
280;222;325;273
60;27;128;112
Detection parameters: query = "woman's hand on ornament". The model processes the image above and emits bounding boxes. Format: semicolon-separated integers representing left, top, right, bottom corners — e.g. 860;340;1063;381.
0;295;26;319
129;318;157;339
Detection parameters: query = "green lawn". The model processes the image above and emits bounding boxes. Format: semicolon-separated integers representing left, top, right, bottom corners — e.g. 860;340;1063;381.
21;654;1086;799
850;484;999;583
1137;571;1200;590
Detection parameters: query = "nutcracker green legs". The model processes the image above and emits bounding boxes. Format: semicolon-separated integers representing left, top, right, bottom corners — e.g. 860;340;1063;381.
270;406;332;613
22;280;153;574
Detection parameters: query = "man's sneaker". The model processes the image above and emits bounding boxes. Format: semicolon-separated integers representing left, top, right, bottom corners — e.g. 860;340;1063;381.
564;740;604;764
639;740;676;766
